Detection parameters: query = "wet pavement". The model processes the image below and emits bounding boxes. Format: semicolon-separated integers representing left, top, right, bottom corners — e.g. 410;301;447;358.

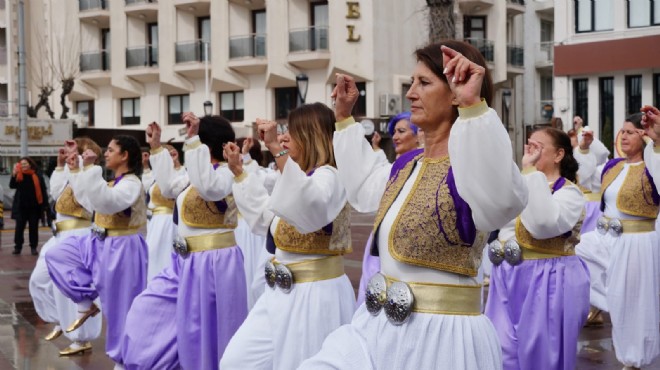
0;211;657;369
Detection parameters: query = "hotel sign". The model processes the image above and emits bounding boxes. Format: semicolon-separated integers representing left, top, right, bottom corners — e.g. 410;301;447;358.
346;2;361;42
0;118;73;146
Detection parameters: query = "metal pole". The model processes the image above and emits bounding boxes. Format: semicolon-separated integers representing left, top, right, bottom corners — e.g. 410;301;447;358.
18;0;28;157
204;41;209;102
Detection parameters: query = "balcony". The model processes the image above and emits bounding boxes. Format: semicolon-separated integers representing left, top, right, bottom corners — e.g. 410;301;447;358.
173;0;210;17
534;0;554;16
287;26;330;69
507;45;524;74
79;50;111;85
126;45;159;82
174;40;209;78
506;0;525;16
464;38;494;63
79;0;110;27
538;100;554;123
228;34;267;74
535;41;553;69
458;0;494;13
125;0;158;22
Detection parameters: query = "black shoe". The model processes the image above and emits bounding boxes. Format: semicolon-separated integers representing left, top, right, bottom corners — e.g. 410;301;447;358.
31;248;38;256
12;249;21;255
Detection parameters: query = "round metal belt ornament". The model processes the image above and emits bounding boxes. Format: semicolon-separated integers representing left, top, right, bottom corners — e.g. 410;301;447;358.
275;264;293;293
365;273;387;316
488;241;505;266
264;260;277;289
172;235;189;258
503;239;522;266
383;281;414;325
608;218;623;237
91;224;107;241
596;216;609;235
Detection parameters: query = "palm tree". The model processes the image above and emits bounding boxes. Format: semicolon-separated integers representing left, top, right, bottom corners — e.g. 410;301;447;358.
427;0;456;42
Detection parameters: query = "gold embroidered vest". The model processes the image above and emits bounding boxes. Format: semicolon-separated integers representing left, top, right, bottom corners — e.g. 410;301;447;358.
373;155;488;277
55;185;92;220
274;203;352;255
515;180;583;256
149;184;175;210
94;175;147;229
180;187;238;229
601;161;659;218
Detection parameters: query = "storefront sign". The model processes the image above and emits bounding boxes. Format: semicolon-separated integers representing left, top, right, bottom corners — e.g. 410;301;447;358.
0;118;72;146
346;2;361;42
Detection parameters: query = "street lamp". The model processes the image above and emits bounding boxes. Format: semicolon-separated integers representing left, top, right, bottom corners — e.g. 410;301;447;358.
203;100;213;116
295;73;309;107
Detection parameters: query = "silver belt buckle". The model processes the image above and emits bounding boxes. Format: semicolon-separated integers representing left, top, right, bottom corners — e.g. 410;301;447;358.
383;281;414;325
172;235;189;257
488;241;505;266
365;273;387;315
503;239;523;266
596;216;609;235
274;264;293;293
51;223;58;237
608;218;623;237
91;224;107;241
264;260;276;289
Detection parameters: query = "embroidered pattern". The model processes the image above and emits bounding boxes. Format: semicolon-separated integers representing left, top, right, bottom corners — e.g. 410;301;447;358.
55;185;91;220
180;187;238;229
275;203;352;255
95;175;147;229
602;162;659;218
150;184;175;209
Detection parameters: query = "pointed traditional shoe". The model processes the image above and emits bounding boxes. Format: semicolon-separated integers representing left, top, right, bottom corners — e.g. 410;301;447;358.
59;342;92;356
44;327;63;341
66;303;100;333
585;308;603;327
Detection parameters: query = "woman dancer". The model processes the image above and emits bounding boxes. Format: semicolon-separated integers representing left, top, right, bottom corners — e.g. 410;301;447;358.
485;127;589;369
300;41;527;369
576;108;660;369
46;135;148;368
220;103;354;370
122;116;247;370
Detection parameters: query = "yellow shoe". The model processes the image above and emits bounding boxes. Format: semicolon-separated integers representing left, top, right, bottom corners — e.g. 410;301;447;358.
44;327;63;341
59;342;92;356
66;303;100;333
585;308;603;327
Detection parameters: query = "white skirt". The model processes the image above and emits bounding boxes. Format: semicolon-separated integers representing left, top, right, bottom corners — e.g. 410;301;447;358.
299;303;502;370
31;228;102;342
145;214;176;281
576;229;660;367
234;218;272;309
220;274;355;370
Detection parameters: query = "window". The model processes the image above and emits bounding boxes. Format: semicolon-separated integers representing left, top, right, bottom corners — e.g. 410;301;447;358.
76;100;94;127
274;87;297;120
311;1;329;51
198;17;210;61
599;77;614;156
626;75;642;116
101;28;111;70
147;23;158;66
575;0;613;33
168;95;189;124
540;20;554;42
401;83;411;112
220;91;244;122
628;0;660;27
121;98;140;125
253;10;266;57
654;73;660;107
573;79;588;124
540;75;554;121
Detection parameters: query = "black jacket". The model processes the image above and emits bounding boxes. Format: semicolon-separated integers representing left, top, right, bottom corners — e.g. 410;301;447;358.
10;171;47;219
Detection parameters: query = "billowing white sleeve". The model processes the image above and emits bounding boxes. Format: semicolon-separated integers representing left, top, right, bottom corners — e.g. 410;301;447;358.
232;172;276;236
49;167;68;200
262;169;280;195
77;166;141;214
150;148;189;198
520;171;585;238
374;149;390;164
142;170;155;193
448;103;528;231
184;136;232;201
574;149;598;191
269;158;347;234
644;141;660;190
579;132;610;166
333;118;392;213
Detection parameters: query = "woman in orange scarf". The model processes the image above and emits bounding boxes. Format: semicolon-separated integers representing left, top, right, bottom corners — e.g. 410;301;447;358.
10;157;47;255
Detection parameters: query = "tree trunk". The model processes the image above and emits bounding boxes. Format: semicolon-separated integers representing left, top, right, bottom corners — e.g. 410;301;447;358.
28;86;55;119
59;78;74;119
428;1;456;42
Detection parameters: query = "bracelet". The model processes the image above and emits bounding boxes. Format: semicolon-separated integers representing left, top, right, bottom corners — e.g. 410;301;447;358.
274;150;289;158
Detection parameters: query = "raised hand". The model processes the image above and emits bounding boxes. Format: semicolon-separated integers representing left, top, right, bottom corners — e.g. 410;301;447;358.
66;151;79;170
331;73;359;122
146;122;162;149
256;118;280;152
182;112;200;139
65;140;78;156
441;45;485;108
522;139;544;169
242;137;254;155
81;149;97;167
223;142;243;177
57;148;67;167
641;105;660;143
579;131;594;150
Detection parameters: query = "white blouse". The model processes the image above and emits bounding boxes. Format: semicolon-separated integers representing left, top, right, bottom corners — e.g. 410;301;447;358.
50;164;94;223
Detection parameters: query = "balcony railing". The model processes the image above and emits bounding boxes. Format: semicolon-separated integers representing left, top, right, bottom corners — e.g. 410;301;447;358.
538;100;554;122
80;50;110;72
126;45;158;67
289;26;329;53
126;0;157;4
175;40;210;63
507;0;525;4
507;45;524;67
464;38;494;62
536;41;553;64
229;34;266;59
79;0;107;11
